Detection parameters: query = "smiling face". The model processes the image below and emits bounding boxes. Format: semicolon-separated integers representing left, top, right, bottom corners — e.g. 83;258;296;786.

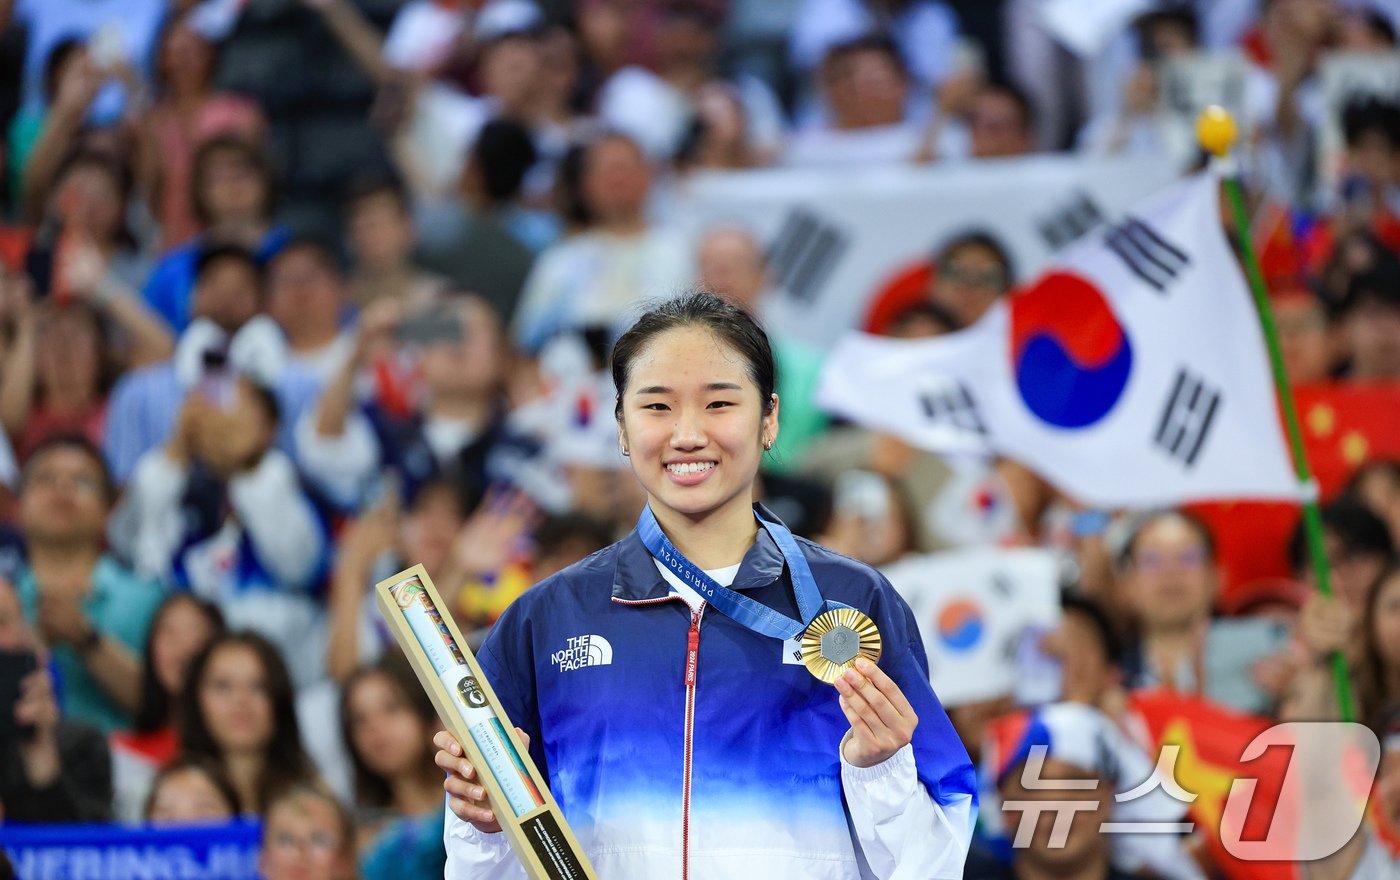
617;326;777;526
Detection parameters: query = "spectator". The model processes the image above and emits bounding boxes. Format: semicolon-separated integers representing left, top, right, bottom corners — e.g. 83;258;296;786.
15;41;141;226
815;469;918;567
1275;284;1336;386
139;11;266;252
927;229;1015;328
415;119;555;322
512;131;690;352
144;754;240;824
342;177;446;310
968;703;1199;880
326;477;469;682
529;511;614;581
0;573;112;822
340;655;446;880
1076;7;1201;159
103;244;321;485
1291;498;1396;613
28;149;152;297
1117;510;1291;715
1;301;111;459
675;82;771;171
788;0;958;102
1355;563;1400;734
258;781;357;880
1245;0;1342;207
180;631;318;814
298;294;513;515
1;252;175;459
967;83;1035;160
264;238;354;384
1348;459;1400;549
1334;98;1400;227
696;227;827;468
886;299;960;338
1319;230;1392;310
598;2;781;164
115;374;331;687
785;36;923;166
9;0;165;120
14;434;163;733
7;39;84;209
1337;261;1400;382
111;593;225;822
517;22;583;202
439;487;540;634
1298;706;1400;878
1045;593;1125;712
476;21;546;125
142;137;288;332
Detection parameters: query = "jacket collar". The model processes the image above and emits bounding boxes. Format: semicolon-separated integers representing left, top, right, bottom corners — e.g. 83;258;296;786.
611;504;788;603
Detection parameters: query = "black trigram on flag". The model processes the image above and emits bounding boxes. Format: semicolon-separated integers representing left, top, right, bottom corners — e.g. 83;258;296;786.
1104;217;1189;293
767;207;849;303
1038;190;1107;250
1154;369;1222;467
919;383;988;436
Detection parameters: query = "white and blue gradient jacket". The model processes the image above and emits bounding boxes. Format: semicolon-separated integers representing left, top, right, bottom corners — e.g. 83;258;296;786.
445;511;978;880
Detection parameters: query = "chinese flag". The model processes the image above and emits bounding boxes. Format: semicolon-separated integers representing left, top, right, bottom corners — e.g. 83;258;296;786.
1127;690;1299;880
1189;382;1400;601
1293;383;1400;498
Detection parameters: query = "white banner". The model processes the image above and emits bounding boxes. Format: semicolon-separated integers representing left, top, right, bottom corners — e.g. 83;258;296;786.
816;172;1302;507
678;155;1180;348
882;548;1062;707
1039;0;1151;57
1317;51;1400;206
1156;50;1251;166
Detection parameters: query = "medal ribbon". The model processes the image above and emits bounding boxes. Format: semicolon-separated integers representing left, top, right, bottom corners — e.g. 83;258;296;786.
636;504;825;640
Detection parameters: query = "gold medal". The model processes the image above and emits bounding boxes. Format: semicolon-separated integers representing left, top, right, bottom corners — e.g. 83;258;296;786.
800;608;882;684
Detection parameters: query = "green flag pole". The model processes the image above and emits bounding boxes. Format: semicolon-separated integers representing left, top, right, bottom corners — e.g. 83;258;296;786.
1196;106;1355;723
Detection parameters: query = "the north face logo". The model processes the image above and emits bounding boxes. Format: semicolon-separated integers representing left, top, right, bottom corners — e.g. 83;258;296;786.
551;635;613;671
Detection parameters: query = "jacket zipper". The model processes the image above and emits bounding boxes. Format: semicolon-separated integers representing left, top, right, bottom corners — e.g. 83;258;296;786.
682;604;704;880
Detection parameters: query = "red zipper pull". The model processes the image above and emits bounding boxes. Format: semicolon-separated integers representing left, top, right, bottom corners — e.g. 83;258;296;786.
685;611;700;686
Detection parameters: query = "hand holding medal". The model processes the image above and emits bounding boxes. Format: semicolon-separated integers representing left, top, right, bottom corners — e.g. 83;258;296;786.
833;657;920;768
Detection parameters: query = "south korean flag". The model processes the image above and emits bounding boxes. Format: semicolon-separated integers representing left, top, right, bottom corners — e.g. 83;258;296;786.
817;172;1302;507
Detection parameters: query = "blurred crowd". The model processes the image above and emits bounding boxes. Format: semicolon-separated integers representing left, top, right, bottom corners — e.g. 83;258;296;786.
1;0;1400;878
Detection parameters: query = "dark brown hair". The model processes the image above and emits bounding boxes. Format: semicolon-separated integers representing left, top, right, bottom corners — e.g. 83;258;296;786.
610;290;777;422
1357;562;1400;734
179;631;316;813
134;593;226;733
190;136;275;229
143;754;241;821
339;654;438;809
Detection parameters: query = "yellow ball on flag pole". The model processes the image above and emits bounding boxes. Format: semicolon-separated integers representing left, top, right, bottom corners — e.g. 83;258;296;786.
1195;105;1238;157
